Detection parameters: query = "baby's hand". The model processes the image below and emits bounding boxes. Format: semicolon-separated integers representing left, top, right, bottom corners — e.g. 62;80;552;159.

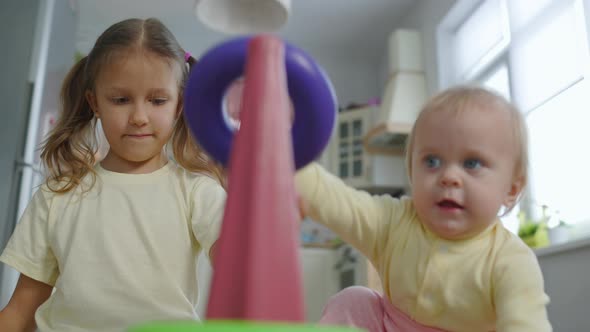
297;194;308;220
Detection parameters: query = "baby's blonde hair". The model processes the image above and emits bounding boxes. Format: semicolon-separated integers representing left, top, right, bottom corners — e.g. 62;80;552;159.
404;85;528;213
41;18;225;193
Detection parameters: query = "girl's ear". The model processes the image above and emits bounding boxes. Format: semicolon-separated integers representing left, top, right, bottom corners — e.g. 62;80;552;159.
85;90;99;117
504;175;525;208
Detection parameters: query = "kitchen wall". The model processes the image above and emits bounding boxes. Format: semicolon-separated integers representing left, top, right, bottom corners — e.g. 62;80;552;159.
537;242;590;331
312;51;381;111
0;0;78;308
0;0;42;307
0;0;39;254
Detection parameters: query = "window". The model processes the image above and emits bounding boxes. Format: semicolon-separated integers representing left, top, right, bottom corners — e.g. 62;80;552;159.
453;0;510;80
527;80;590;225
480;62;510;100
510;0;589;112
439;0;590;229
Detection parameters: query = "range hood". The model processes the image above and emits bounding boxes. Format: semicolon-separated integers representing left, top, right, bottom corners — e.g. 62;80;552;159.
364;29;428;155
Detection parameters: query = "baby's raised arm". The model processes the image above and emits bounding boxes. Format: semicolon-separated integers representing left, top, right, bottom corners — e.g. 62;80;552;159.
295;162;402;261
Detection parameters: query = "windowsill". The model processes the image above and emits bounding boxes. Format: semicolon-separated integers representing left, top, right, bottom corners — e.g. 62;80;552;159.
535;236;590;257
534;221;590;258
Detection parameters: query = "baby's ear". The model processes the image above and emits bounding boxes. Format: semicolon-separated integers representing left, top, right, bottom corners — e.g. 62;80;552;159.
504;175;525;208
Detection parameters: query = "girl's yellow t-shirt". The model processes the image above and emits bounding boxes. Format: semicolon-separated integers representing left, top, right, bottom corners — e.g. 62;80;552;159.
1;163;226;332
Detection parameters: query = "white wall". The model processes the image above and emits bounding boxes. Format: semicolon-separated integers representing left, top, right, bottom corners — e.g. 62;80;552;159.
308;51;380;169
313;52;380;110
181;38;380;110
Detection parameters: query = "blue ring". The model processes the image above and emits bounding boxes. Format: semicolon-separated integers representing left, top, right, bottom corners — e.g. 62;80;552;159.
184;36;337;170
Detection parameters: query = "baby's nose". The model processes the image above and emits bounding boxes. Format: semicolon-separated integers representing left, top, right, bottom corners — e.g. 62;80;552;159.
439;167;461;187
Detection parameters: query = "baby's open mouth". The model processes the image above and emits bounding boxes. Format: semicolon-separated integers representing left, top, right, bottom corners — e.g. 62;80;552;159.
437;199;464;209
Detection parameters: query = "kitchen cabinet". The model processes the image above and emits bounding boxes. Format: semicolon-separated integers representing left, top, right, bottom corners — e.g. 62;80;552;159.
329;106;409;191
197;248;342;322
331;106;375;188
301;247;339;322
302;245;382;322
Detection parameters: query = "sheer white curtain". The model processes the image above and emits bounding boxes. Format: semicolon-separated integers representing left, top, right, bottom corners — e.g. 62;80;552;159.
452;0;510;81
443;0;590;226
509;0;589;112
510;0;590;224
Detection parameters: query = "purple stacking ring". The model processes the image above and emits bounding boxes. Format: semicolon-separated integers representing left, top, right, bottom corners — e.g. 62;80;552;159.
184;36;337;170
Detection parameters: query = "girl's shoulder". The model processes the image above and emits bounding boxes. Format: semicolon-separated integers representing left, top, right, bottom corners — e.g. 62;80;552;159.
41;165;101;196
171;164;227;212
171;163;225;193
26;180;85;214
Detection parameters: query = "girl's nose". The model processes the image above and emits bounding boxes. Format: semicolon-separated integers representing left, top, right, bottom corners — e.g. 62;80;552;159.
129;104;149;126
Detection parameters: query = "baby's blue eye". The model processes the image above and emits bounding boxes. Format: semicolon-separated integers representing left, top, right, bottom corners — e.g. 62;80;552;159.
424;155;441;169
464;158;482;169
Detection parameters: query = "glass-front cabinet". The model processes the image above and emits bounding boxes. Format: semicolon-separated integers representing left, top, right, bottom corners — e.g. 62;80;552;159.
332;106;375;188
330;105;409;191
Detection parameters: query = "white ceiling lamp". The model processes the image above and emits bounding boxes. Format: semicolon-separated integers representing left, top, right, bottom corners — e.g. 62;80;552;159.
194;0;291;34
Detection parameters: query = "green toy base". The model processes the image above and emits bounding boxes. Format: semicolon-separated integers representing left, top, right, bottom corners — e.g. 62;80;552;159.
127;320;362;332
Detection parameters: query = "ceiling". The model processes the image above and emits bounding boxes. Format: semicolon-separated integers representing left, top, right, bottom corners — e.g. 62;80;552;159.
74;0;417;61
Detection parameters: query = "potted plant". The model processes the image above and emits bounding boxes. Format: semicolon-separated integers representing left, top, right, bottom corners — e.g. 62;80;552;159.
517;209;549;248
548;219;570;245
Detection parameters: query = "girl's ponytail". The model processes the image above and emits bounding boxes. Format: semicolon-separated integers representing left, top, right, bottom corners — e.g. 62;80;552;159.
41;55;98;193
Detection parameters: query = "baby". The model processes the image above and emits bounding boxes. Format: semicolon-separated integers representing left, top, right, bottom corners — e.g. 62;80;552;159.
296;86;551;331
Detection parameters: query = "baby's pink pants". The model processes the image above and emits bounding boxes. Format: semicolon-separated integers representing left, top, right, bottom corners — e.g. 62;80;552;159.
319;286;446;332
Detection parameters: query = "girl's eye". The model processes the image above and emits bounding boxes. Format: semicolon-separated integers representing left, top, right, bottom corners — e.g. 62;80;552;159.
111;97;128;105
464;158;482;169
424;155;441;169
150;98;167;106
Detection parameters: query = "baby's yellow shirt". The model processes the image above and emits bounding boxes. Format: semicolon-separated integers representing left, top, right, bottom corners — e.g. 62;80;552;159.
296;163;551;332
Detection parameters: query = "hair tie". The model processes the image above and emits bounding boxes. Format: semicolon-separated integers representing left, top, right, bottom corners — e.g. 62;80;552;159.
184;52;192;62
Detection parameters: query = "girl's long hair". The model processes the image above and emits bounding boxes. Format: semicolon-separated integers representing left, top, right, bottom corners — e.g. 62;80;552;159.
41;18;225;193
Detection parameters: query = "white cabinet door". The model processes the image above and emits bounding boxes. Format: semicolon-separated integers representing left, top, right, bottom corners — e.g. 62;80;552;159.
331;107;376;188
198;249;340;322
301;248;339;322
